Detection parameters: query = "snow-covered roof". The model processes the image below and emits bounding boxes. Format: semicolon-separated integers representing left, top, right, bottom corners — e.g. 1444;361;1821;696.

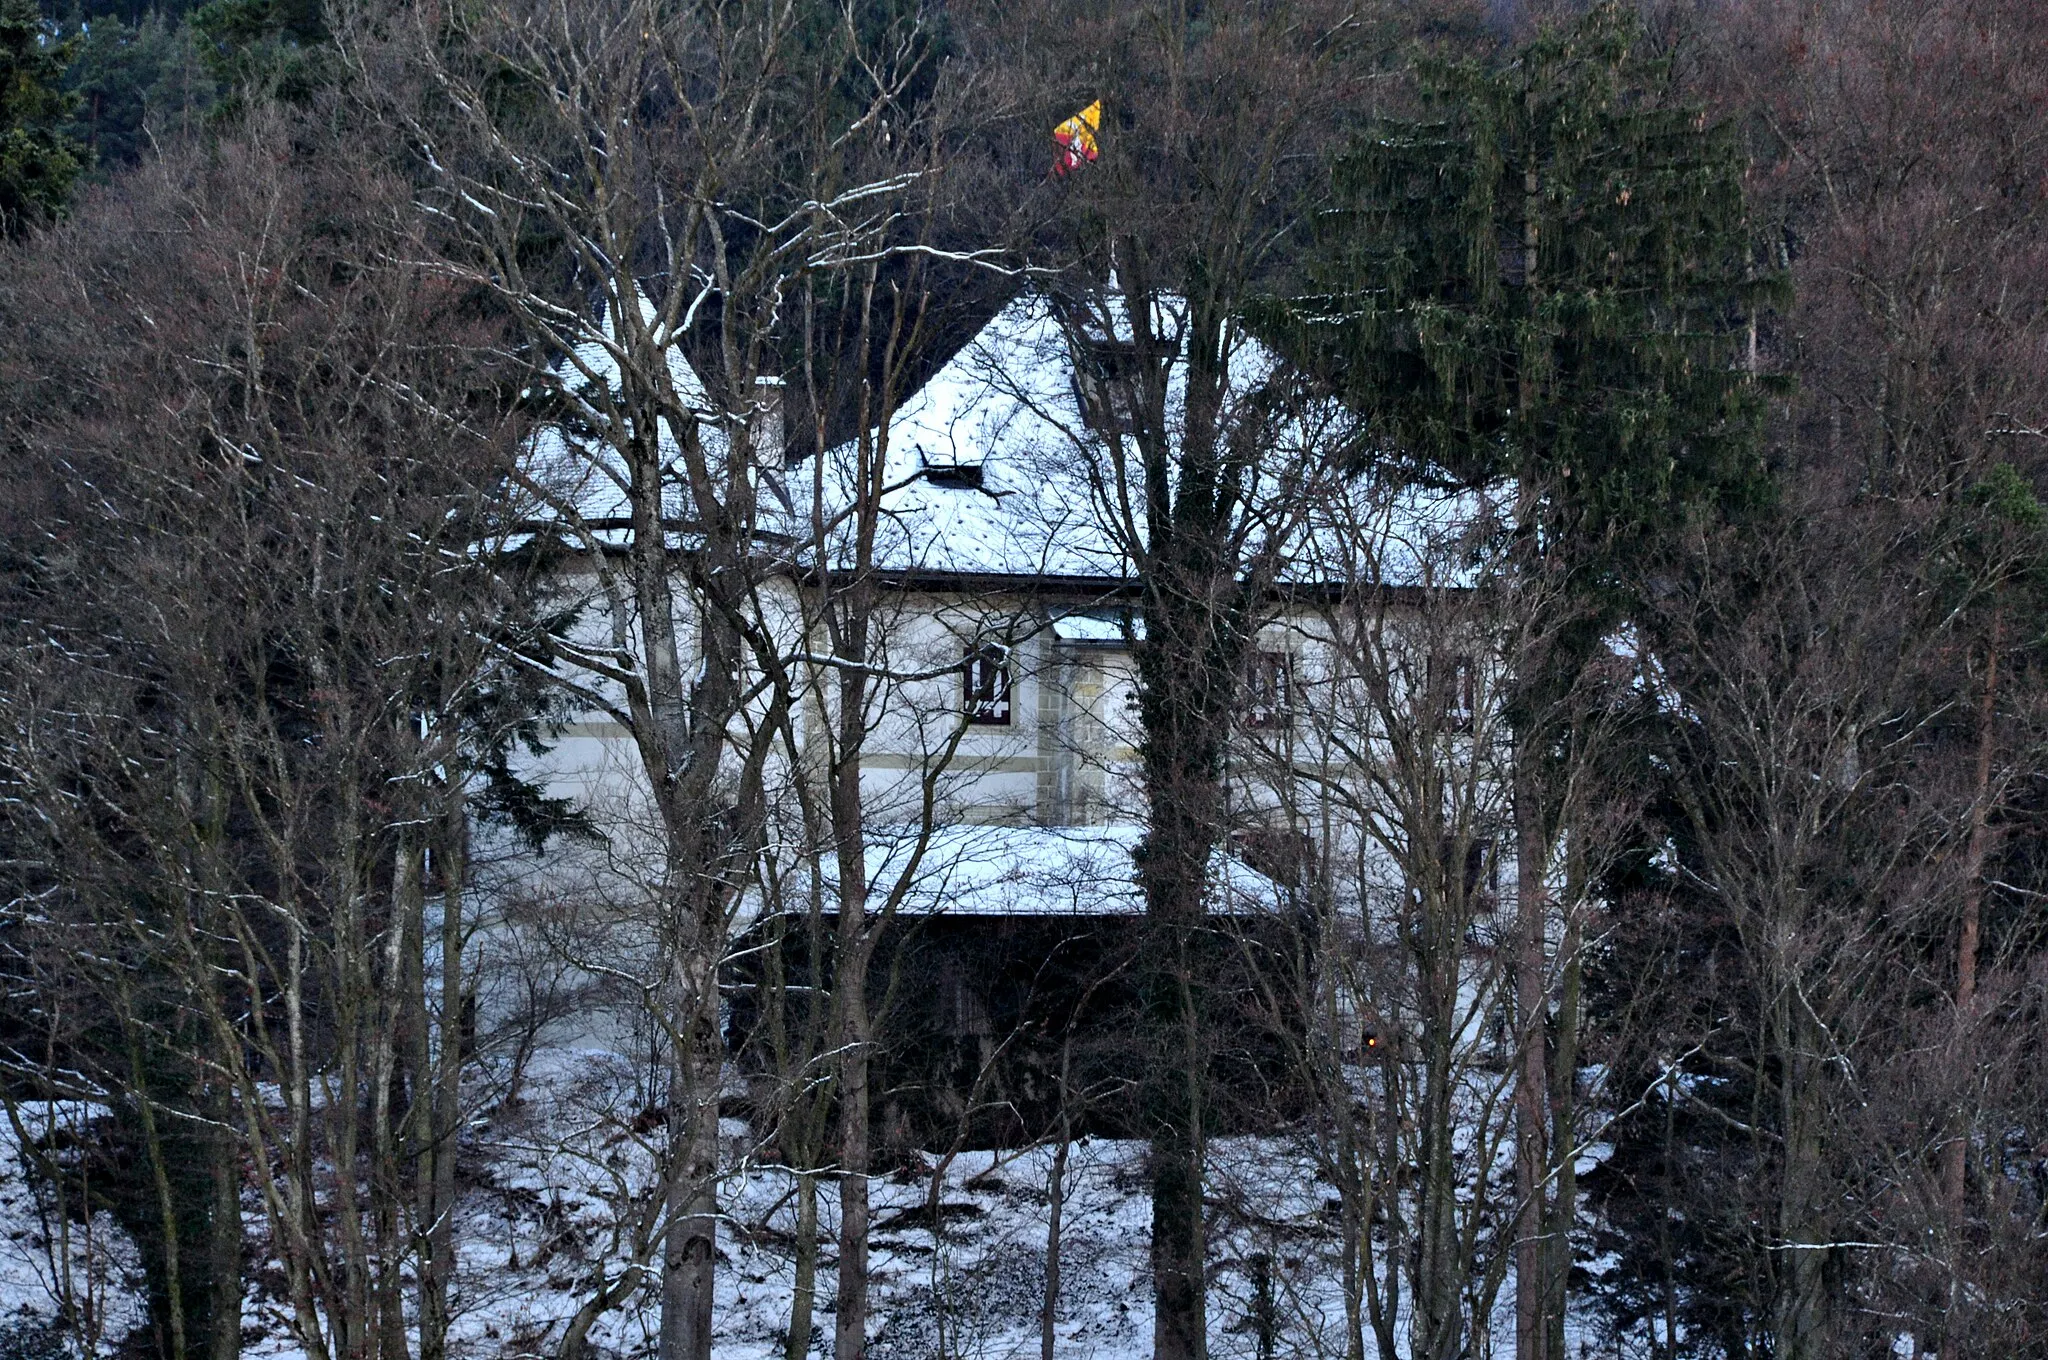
1050;612;1133;645
757;823;1283;920
779;291;1492;585
771;293;1120;578
516;292;737;545
518;288;1495;586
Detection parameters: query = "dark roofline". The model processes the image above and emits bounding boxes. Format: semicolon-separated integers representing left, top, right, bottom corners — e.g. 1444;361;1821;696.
851;569;1450;609
505;528;1458;605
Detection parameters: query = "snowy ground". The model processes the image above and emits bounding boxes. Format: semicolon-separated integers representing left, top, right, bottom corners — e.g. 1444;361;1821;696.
0;1054;1629;1360
0;1109;145;1355
410;1049;1358;1360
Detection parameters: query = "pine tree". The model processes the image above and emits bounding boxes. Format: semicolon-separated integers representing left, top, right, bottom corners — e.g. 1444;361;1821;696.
61;12;214;172
0;0;82;237
1268;7;1781;1357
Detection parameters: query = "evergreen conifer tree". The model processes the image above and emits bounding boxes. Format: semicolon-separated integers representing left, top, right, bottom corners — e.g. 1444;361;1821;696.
1268;7;1782;1356
189;0;325;110
1279;2;1779;582
61;12;213;172
0;0;82;237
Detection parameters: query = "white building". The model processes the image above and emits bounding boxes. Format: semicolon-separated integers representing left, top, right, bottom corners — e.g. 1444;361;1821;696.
498;287;1521;1137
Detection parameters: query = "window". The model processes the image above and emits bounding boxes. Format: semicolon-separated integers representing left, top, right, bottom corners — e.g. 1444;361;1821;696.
963;644;1013;725
1464;835;1500;910
1429;653;1476;733
1244;650;1293;730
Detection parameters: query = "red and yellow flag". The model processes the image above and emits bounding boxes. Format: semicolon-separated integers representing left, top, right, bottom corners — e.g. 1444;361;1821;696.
1052;100;1101;175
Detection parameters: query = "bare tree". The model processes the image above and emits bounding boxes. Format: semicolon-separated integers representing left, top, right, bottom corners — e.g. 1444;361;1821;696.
352;2;991;1353
1584;0;2048;1352
0;107;537;1360
947;4;1382;1350
1217;472;1640;1360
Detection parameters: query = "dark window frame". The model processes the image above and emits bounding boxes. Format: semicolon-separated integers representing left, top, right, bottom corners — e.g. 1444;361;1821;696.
1244;650;1294;730
963;643;1013;726
1429;653;1476;733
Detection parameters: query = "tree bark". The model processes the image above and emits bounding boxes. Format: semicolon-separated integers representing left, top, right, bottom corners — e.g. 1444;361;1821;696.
1947;604;2001;1210
1149;1007;1206;1360
1543;900;1583;1360
1140;765;1214;1360
831;797;874;1360
819;543;885;1360
663;985;722;1360
420;789;467;1360
1771;988;1826;1360
1513;766;1553;1360
374;831;420;1360
1413;888;1465;1360
833;959;873;1360
1512;137;1560;1360
1042;1132;1069;1360
785;1170;818;1360
207;1091;243;1360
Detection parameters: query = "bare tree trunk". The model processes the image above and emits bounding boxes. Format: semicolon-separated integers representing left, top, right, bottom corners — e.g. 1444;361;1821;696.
774;871;833;1360
1543;900;1583;1360
785;1170;818;1360
121;1009;187;1360
207;1093;242;1360
1513;767;1552;1360
1771;988;1827;1360
1947;604;2000;1209
664;972;723;1360
833;956;872;1360
420;788;467;1360
1042;1133;1069;1360
823;567;880;1360
832;790;874;1360
1512;142;1559;1360
374;831;420;1360
824;591;876;1360
631;342;753;1360
1338;1145;1368;1360
1413;915;1464;1360
330;764;374;1360
1658;1069;1677;1360
562;1260;657;1360
1146;903;1208;1360
1043;1038;1075;1360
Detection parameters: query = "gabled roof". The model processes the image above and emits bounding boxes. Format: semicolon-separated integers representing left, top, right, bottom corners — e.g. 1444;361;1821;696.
519;289;1496;587
773;293;1120;579
516;292;736;544
779;291;1492;586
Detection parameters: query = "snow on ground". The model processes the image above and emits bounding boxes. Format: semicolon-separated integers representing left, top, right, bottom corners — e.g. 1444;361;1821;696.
424;1048;1287;1360
0;1108;146;1354
747;824;1286;924
0;1056;1626;1360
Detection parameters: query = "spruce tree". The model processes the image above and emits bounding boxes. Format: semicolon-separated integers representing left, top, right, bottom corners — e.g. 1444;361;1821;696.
62;13;214;172
1269;7;1781;1357
0;0;82;237
1280;2;1779;584
189;0;326;110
